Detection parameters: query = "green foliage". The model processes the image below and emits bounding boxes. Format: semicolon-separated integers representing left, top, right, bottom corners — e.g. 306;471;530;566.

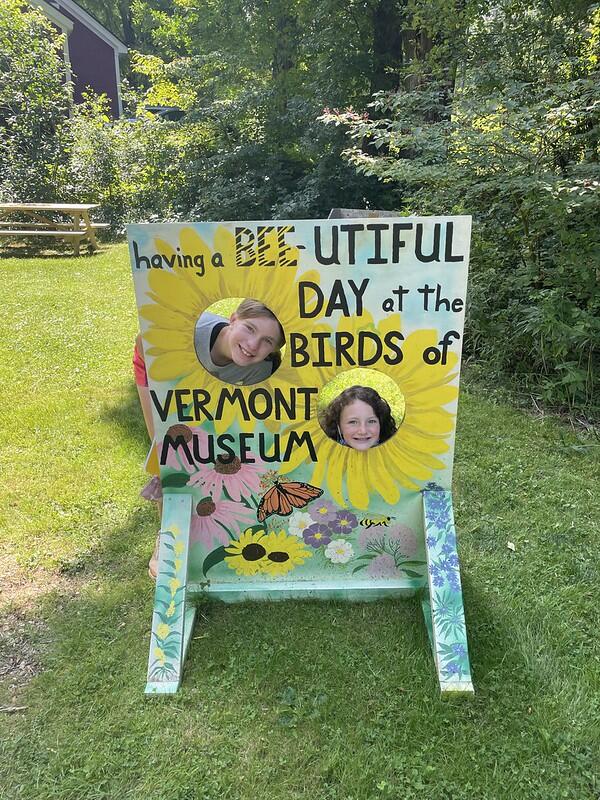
67;93;210;228
325;1;600;415
0;0;71;201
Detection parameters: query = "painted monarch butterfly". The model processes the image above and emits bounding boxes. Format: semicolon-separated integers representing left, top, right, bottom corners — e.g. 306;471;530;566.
257;480;323;522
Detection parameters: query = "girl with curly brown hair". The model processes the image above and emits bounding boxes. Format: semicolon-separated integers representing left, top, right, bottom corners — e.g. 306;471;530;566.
320;385;397;450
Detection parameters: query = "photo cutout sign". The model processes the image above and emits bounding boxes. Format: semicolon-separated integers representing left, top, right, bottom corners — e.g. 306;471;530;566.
129;217;473;694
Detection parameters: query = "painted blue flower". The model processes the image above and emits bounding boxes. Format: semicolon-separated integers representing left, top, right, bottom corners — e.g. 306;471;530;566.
451;643;467;657
444;661;461;676
424;494;451;530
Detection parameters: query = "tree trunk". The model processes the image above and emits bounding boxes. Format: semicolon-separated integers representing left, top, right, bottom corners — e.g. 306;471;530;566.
119;0;136;47
370;0;404;95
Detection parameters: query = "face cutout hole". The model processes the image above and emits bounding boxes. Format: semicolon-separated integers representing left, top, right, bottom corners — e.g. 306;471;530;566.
197;298;285;385
318;368;405;450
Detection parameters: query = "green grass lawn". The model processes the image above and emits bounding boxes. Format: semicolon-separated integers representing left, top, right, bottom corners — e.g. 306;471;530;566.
0;244;599;800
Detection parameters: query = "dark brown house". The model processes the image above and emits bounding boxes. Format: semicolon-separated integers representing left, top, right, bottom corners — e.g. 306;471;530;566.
34;0;128;117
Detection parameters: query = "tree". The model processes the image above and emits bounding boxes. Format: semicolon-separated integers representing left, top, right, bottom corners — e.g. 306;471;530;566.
0;0;72;201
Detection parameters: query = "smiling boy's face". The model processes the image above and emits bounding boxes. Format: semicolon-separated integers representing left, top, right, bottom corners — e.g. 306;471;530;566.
339;399;381;450
227;313;281;366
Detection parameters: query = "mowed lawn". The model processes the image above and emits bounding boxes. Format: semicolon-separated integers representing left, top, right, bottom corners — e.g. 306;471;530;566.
0;244;599;800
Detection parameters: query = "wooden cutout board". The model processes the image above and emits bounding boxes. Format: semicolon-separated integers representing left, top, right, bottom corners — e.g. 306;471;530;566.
128;217;474;694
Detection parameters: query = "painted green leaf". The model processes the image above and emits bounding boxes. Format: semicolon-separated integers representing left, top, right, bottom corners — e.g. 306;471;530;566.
161;472;190;488
203;545;228;576
400;568;424;578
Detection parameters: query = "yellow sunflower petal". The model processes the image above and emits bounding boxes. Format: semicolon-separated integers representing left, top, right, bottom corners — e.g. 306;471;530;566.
149;351;199;381
367;447;400;505
346;451;370;509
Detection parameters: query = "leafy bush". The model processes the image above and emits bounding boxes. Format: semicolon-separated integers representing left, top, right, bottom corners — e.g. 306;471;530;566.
67;95;209;228
0;0;71;201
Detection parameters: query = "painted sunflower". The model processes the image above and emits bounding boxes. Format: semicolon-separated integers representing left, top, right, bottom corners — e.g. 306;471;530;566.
278;311;459;509
139;225;325;433
260;530;313;577
224;528;268;576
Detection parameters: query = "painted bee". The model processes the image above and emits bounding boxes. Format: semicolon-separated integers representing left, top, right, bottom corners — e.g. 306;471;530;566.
359;515;395;529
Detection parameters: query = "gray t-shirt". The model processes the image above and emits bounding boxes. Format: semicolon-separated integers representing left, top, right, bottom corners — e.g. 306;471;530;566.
193;311;274;385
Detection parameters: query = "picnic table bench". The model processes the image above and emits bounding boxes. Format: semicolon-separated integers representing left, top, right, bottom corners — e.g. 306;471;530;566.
0;203;109;255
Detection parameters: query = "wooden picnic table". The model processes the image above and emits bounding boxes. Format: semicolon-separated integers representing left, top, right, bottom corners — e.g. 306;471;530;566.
0;202;109;255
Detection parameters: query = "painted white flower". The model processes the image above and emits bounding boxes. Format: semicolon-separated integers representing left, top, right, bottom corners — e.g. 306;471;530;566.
324;539;354;564
288;511;314;538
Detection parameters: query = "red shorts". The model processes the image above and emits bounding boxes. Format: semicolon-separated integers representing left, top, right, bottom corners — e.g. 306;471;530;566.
133;342;148;387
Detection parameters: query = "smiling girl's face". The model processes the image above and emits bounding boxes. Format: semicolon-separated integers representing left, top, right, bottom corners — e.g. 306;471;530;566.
338;399;381;450
226;313;281;366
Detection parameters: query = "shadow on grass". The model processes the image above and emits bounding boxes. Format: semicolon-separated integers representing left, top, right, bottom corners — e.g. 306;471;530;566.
99;381;149;447
0;238;119;261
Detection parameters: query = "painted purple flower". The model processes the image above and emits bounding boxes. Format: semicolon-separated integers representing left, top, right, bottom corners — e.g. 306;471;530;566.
309;500;337;523
358;522;417;551
366;553;398;579
303;523;332;548
328;510;358;535
386;524;418;556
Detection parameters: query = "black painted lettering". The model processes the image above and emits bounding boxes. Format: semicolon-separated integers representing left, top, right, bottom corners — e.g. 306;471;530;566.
367;223;389;264
339;223;364;264
314;225;340;265
298;281;323;318
150;389;173;422
444;222;464;262
415;223;441;263
235;227;255;267
392;223;413;263
290;333;310;367
383;331;404;364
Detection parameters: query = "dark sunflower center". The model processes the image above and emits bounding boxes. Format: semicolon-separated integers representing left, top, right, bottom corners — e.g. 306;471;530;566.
242;543;267;561
196;499;216;516
166;424;193;442
268;551;290;563
214;456;242;475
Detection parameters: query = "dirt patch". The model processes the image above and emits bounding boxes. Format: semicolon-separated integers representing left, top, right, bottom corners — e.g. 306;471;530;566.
0;611;48;697
0;552;83;697
0;551;81;610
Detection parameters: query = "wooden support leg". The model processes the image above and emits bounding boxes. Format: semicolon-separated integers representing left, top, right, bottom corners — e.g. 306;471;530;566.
422;489;474;696
81;211;99;252
145;493;196;695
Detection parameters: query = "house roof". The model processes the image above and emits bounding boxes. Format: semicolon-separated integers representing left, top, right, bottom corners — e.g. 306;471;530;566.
34;0;128;53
